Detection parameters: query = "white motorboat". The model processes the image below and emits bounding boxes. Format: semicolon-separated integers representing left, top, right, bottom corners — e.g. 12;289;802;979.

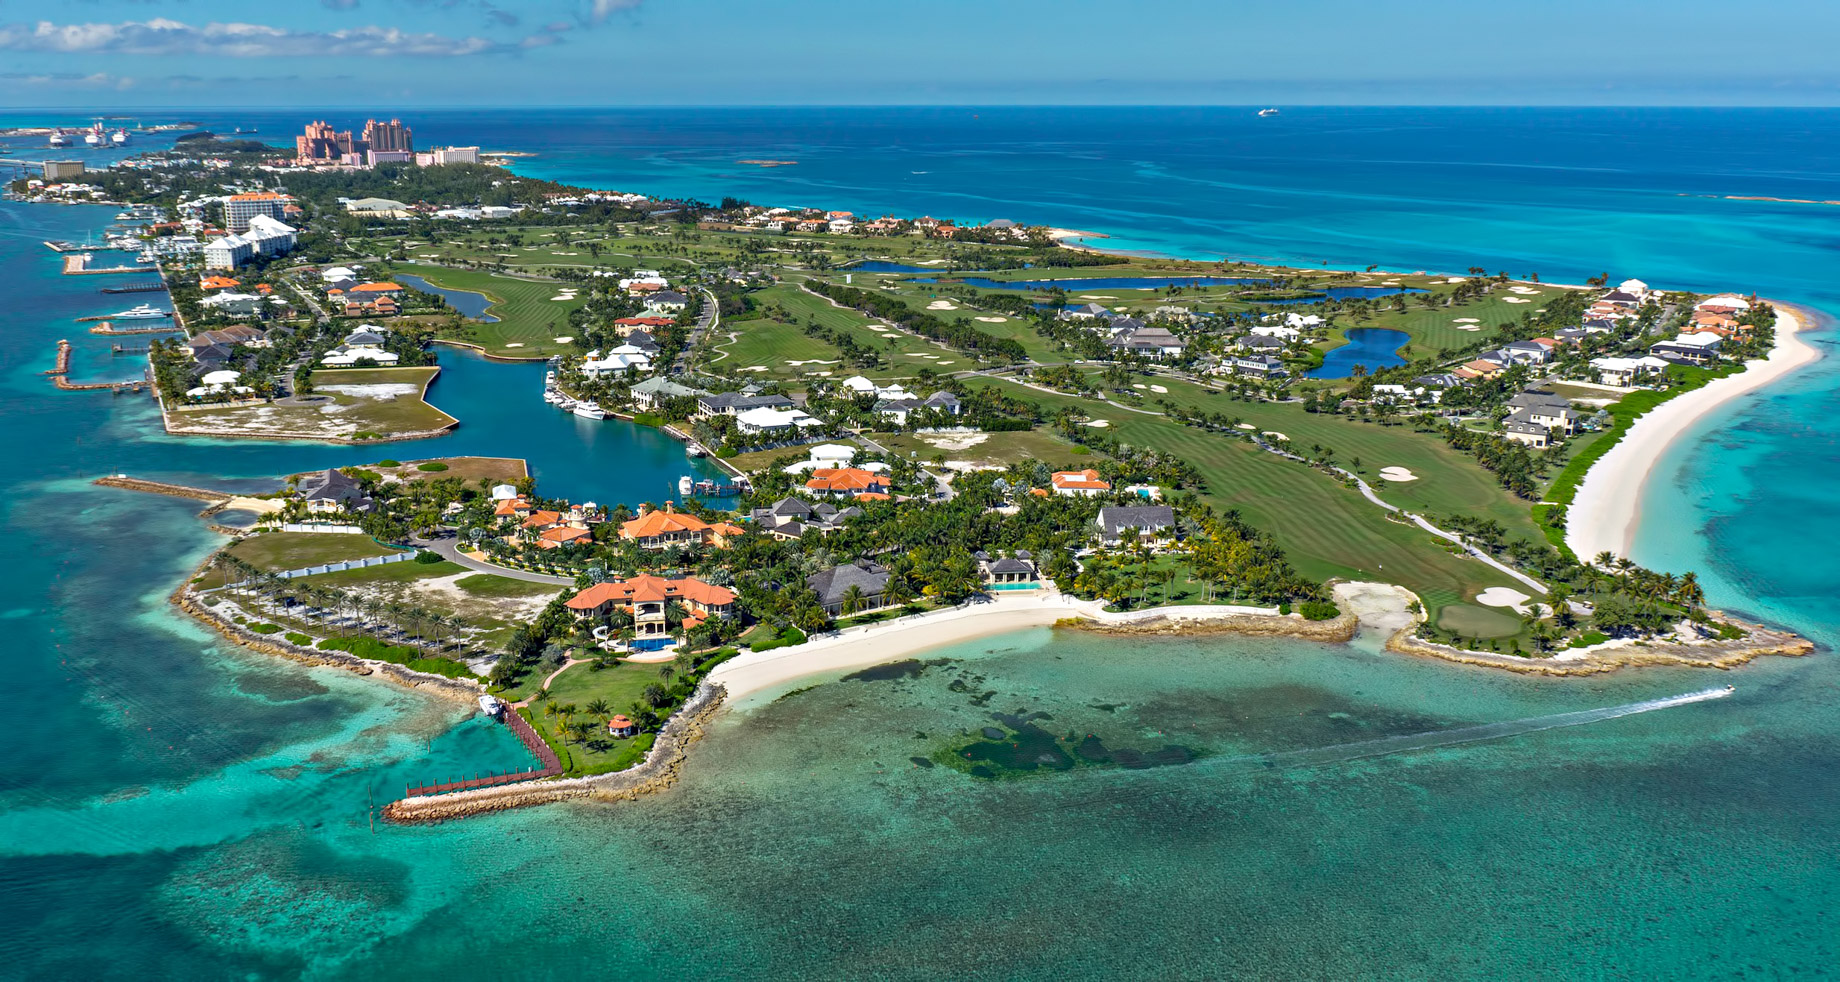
114;303;170;320
678;475;695;496
572;403;606;420
477;695;504;718
1258;108;1280;117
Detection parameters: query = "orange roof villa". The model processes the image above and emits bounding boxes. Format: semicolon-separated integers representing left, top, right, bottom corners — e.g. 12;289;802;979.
565;574;737;649
804;467;889;497
618;503;741;550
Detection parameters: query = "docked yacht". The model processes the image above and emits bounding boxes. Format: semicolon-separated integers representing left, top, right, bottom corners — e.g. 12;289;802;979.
47;130;70;149
572;402;606;420
114;303;170;320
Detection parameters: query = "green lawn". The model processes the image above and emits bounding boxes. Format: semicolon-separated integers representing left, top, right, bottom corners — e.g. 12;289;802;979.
867;429;1100;470
526;660;674;775
710;283;967;381
1327;285;1577;357
969;377;1519;616
385;264;589;358
226;531;404;571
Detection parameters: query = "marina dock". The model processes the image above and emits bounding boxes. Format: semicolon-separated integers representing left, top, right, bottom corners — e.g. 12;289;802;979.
63;254;155;276
45;340;150;393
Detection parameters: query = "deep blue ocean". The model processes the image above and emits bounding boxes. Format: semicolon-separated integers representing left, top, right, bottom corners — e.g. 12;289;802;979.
2;107;1838;979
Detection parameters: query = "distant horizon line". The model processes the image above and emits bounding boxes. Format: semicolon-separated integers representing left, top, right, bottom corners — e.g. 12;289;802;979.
5;103;1840;113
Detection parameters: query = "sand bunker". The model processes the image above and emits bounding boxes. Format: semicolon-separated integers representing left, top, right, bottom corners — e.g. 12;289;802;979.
552;336;574;344
1085;419;1111;428
1378;466;1419;482
926;301;959;311
1503;297;1531;304
1453;317;1480;323
1149;384;1168;393
1263;431;1288;441
785;359;840;366
1078;295;1118;300
937;361;955;365
504;342;525;348
975;316;1009;323
924;432;989;452
1509;286;1539;294
1456;325;1483;331
740;365;768;372
1475;587;1531;612
1236;423;1256;430
1132;383;1147;390
1446;277;1467;283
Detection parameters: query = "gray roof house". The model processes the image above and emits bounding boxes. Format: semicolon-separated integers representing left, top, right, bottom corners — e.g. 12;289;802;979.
1096;504;1177;545
296;468;374;513
806;561;891;615
630;376;708;409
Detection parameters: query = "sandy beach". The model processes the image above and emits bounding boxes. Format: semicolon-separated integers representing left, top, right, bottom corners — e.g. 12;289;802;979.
709;590;1310;705
1568;303;1820;561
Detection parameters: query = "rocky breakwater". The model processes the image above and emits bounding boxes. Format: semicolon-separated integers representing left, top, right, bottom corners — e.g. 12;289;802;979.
383;682;728;823
1387;614;1815;677
172;572;483;707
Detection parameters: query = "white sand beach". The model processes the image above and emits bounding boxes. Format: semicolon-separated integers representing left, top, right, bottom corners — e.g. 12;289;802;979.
1568;304;1820;561
710;591;1289;705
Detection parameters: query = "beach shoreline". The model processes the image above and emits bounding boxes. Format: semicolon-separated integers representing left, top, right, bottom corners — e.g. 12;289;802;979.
1567;302;1820;562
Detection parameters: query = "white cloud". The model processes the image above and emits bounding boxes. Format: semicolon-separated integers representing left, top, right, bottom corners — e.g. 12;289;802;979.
0;71;135;90
588;0;642;23
0;18;509;57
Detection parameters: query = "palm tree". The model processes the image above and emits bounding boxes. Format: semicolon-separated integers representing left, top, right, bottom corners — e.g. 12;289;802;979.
839;584;868;616
586;698;611;718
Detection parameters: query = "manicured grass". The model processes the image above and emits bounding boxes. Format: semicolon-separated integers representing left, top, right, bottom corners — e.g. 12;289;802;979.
1138;374;1542;541
227;532;404;571
711;283;960;381
1436;603;1524;638
454;573;563;601
386;264;589;357
297;559;469;588
1330;286;1575;357
867;429;1098;470
969;377;1519;617
527;660;680;774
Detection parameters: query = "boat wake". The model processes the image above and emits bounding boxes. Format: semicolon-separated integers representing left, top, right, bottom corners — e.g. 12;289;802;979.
1228;686;1734;771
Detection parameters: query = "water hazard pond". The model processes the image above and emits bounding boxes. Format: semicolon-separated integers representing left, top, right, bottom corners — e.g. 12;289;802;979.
396;272;499;321
1304;327;1411;379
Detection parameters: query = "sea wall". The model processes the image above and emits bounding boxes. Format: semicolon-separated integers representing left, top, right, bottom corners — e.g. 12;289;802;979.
172;571;483;706
1386;616;1814;676
382;682;728;823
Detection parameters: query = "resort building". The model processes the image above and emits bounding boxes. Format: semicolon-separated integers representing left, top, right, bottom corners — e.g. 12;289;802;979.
224;192;292;233
630;377;708;409
1051;469;1112;497
564;575;737;648
735;406;824;436
203;215;297;269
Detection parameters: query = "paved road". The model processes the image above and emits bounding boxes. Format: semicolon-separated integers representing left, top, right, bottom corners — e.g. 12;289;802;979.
414;532;576;586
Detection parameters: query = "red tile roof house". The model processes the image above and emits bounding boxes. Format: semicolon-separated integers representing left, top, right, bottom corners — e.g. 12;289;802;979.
803;467;889;498
1050;469;1111;497
565;574;737;647
617;503;741;549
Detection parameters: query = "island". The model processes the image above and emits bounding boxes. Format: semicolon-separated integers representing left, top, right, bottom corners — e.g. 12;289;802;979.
29;119;1812;821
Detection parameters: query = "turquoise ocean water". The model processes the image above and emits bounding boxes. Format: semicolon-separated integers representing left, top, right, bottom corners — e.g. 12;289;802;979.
1;108;1837;979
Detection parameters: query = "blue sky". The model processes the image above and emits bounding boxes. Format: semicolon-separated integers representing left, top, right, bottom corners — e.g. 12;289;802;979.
2;0;1837;107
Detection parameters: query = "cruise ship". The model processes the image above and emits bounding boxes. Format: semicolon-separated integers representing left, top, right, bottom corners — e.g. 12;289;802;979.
111;129;130;147
47;130;70;149
84;124;104;148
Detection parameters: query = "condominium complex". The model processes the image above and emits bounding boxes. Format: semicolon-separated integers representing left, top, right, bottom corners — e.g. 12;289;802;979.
223;192;292;233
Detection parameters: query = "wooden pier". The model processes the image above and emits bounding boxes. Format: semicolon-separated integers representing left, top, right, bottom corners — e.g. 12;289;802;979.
401;710;562;798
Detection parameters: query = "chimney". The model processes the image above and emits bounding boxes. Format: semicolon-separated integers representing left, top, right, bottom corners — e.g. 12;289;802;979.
664;500;675;513
637;504;649;516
